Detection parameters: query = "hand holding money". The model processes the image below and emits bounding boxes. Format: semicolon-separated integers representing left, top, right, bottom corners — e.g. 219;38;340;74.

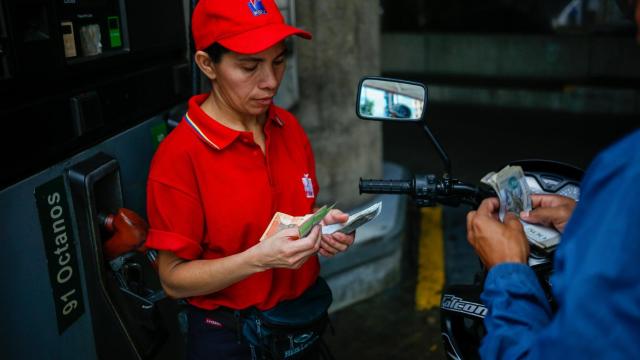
259;204;335;242
322;202;382;235
520;194;576;234
258;202;379;258
254;226;321;270
481;165;531;221
481;165;561;251
318;208;353;258
466;197;530;269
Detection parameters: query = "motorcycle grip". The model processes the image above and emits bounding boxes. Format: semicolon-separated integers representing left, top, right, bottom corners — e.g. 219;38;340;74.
359;178;413;194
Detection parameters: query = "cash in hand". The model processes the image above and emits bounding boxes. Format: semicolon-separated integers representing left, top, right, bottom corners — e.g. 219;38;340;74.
481;165;561;251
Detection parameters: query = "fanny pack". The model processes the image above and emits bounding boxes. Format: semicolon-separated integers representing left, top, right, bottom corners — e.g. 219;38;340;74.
215;277;333;360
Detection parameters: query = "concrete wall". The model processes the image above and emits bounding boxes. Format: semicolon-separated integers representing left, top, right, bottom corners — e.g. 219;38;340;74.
381;33;640;115
293;1;383;209
382;33;640;79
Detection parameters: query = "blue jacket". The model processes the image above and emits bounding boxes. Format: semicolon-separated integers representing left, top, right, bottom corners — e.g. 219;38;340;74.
481;129;640;359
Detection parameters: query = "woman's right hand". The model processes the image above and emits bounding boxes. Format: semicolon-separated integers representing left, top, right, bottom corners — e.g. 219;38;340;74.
252;225;322;270
520;194;577;233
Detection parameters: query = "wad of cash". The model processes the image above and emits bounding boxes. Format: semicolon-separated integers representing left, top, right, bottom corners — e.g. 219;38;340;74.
481;165;561;251
259;204;335;241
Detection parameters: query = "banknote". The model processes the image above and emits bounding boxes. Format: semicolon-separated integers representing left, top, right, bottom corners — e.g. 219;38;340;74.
259;204;335;242
481;165;559;251
523;222;560;250
481;165;531;221
322;202;382;235
299;204;335;238
259;212;306;242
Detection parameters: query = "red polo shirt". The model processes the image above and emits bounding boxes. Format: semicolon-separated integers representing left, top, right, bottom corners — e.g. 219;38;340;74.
145;93;320;311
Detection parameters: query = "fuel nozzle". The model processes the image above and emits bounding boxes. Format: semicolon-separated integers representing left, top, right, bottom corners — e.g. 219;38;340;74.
100;208;149;261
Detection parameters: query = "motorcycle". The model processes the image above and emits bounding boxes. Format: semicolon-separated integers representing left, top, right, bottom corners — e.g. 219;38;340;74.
355;76;583;360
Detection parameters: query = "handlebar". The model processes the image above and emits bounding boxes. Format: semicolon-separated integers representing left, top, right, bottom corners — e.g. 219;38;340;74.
360;175;493;208
358;179;413;194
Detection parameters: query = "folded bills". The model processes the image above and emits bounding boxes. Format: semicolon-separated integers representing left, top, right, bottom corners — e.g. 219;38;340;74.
259;204;335;242
299;204;334;237
481;165;560;251
322;202;382;235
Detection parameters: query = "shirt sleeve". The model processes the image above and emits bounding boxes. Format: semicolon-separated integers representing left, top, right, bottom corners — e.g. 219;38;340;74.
146;179;205;260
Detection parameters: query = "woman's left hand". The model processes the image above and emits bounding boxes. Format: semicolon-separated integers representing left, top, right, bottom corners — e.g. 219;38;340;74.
319;209;355;257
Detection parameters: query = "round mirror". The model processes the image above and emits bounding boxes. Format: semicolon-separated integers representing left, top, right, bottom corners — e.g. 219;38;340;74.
356;78;426;122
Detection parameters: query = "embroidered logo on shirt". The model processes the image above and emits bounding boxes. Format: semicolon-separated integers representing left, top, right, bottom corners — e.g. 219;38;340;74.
302;174;315;198
248;0;268;16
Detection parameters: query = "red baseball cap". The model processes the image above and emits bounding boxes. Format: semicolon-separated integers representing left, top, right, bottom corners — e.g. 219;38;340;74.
192;0;312;53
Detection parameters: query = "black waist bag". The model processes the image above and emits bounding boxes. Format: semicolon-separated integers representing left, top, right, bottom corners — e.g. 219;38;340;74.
240;277;332;359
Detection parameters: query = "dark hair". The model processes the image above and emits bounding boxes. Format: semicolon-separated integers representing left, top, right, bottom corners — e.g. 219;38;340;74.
204;42;231;63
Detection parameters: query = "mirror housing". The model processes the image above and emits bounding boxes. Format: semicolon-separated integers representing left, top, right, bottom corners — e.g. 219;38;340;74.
356;77;427;122
356;76;451;177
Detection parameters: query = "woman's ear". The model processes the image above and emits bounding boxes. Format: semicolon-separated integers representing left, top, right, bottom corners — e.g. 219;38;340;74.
194;50;216;80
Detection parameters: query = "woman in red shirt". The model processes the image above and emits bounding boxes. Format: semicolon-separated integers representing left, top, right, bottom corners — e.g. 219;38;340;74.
145;0;355;358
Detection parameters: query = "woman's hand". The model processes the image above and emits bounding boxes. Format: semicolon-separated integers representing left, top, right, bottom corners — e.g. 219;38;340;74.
319;209;355;257
156;226;321;299
467;198;529;269
254;225;322;270
520;194;576;233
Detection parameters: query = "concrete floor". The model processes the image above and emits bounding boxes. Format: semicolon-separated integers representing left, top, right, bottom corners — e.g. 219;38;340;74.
324;204;477;360
325;204;447;360
325;275;445;360
322;103;639;359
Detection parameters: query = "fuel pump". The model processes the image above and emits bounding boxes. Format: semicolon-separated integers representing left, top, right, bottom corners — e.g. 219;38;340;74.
0;0;308;358
0;0;189;358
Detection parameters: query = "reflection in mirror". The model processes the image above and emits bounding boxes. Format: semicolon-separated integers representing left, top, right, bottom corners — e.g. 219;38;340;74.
358;79;425;121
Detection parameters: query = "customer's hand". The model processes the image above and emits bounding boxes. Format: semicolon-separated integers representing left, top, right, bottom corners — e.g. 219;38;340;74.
256;225;321;270
467;198;529;269
520;194;576;233
319;209;355;257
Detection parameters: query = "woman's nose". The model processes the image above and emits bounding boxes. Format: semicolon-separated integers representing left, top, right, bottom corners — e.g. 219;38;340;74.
258;65;279;90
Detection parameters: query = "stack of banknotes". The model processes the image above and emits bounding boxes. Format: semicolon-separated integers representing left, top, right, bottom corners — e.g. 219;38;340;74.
259;204;335;242
259;202;383;242
481;165;561;251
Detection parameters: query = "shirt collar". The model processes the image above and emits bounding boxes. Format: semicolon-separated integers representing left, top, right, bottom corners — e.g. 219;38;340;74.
184;94;285;151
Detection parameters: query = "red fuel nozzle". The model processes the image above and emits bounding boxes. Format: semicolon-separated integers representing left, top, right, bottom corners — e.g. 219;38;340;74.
102;208;149;261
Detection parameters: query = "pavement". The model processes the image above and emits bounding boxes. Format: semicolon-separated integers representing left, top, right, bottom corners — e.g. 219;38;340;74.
325;203;447;360
324;204;477;360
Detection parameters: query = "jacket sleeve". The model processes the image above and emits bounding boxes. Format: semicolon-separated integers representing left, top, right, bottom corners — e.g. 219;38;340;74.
480;263;552;359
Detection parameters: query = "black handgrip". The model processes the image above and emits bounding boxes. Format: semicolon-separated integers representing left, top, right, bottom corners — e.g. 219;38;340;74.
359;178;413;194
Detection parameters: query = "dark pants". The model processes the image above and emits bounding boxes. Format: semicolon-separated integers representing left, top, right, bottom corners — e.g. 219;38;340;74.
187;305;329;360
187;306;253;360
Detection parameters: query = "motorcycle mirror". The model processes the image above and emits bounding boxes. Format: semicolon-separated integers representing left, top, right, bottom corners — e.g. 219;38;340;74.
356;76;452;177
356;77;427;122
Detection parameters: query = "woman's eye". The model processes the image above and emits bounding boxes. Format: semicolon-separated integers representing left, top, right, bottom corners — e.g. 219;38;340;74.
242;66;257;72
274;58;285;65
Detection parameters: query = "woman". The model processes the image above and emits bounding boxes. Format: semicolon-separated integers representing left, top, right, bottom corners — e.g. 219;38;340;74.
145;0;355;358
